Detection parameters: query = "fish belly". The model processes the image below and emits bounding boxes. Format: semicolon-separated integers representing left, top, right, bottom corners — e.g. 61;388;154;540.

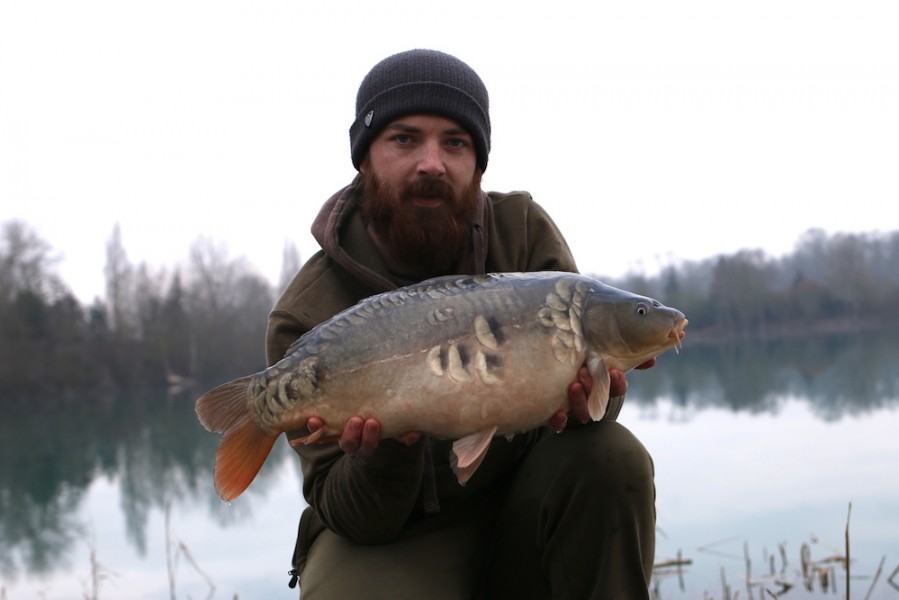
306;337;577;439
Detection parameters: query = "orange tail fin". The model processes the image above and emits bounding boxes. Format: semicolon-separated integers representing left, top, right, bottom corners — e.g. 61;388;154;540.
195;376;279;501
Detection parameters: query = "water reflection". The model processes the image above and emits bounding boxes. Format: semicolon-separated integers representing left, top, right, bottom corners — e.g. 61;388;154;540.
0;385;289;583
630;327;899;418
1;328;897;587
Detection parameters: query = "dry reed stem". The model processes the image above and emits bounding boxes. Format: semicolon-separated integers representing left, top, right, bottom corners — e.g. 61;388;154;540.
720;566;732;600
887;562;899;593
698;535;745;560
80;538;115;600
744;540;753;600
846;501;852;600
864;555;886;600
165;500;216;600
654;557;694;569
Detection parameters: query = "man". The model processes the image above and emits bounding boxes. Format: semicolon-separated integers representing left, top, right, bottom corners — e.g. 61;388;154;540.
267;49;656;599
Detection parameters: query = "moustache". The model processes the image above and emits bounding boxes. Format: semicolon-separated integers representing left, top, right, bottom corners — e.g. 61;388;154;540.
403;177;454;203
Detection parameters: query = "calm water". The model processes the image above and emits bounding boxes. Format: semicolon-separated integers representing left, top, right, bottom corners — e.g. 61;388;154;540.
2;329;898;599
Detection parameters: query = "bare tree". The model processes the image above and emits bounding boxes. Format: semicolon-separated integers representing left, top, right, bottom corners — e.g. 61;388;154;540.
104;223;134;333
0;220;65;304
185;237;273;377
709;249;773;336
278;240;302;294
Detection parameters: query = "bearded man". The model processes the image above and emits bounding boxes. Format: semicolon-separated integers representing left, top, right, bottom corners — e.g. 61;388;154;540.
268;49;656;600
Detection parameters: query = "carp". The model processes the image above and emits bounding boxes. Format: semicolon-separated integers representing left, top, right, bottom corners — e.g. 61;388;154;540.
195;271;687;501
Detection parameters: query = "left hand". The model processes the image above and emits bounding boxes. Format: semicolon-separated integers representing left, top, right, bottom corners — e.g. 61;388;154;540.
549;358;656;431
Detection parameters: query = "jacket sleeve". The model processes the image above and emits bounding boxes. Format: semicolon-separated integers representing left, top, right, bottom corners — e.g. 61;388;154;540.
267;255;428;545
287;429;427;545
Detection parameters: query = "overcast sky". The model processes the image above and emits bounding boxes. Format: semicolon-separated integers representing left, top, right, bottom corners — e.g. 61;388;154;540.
2;0;897;303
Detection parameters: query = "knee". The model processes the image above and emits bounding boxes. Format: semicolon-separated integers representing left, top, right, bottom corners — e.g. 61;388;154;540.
583;420;654;487
532;421;655;503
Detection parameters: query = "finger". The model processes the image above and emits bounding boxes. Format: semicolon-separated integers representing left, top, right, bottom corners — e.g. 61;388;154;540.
396;432;423;446
577;365;593;398
567;381;591;424
307;416;324;433
338;416;364;454
549;409;568;432
635;357;656;370
608;368;628;397
359;418;381;455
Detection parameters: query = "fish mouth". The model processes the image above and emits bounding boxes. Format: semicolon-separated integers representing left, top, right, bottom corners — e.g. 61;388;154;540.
668;317;688;353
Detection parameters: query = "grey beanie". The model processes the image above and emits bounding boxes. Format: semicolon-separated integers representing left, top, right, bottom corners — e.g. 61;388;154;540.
350;49;491;172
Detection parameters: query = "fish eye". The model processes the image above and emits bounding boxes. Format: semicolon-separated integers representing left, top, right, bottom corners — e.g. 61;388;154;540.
636;303;648;316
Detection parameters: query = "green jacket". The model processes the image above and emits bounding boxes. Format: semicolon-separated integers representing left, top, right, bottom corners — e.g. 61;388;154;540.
267;176;578;575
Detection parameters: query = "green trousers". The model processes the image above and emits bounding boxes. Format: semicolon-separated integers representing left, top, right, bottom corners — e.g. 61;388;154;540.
297;420;656;599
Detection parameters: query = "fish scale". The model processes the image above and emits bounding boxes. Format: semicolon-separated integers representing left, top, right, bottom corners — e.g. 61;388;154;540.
195;271;688;501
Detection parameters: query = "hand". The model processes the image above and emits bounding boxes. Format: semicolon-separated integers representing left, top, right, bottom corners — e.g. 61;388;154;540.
549;358;657;431
307;416;421;455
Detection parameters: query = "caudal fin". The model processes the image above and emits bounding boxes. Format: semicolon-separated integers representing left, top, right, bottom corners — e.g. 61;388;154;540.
195;377;279;501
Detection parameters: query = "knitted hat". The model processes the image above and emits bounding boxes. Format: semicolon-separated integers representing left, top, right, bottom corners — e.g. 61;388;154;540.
350;49;491;172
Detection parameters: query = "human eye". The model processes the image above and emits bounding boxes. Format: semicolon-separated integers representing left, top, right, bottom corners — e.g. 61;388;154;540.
446;137;469;149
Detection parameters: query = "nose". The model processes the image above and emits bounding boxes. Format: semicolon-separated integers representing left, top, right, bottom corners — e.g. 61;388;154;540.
417;141;446;177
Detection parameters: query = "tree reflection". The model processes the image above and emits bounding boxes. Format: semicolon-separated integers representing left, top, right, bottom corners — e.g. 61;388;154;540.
1;329;898;581
0;384;291;580
628;327;899;418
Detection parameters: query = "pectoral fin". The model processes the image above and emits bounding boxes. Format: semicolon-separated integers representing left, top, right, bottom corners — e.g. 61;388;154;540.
450;426;498;486
586;356;611;421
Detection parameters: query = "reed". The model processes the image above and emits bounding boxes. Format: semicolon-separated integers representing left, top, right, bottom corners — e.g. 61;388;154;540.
164;500;216;600
650;502;899;599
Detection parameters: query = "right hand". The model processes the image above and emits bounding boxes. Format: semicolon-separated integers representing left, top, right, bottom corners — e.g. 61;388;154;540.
307;416;421;455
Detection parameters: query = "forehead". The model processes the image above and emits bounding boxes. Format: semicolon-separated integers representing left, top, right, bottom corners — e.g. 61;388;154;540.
382;114;471;136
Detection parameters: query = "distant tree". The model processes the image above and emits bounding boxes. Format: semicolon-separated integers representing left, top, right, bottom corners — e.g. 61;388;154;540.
775;273;838;322
278;240;302;294
886;232;899;287
159;272;194;378
823;232;882;318
104;223;134;333
708;249;773;336
184;238;273;379
658;262;714;330
0;220;66;304
790;228;831;285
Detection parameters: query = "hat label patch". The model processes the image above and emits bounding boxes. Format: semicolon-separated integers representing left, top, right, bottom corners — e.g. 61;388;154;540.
364;110;374;127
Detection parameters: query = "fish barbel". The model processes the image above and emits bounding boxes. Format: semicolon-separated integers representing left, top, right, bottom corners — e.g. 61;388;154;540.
195;272;687;501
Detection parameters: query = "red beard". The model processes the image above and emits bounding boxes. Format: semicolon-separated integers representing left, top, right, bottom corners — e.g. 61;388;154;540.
361;172;482;275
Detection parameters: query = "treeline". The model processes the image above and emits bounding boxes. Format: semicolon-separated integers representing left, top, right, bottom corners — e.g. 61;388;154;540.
2;221;898;404
603;228;899;342
0;221;300;405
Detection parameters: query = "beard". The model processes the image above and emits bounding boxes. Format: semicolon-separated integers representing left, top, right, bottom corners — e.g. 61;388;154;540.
360;171;483;275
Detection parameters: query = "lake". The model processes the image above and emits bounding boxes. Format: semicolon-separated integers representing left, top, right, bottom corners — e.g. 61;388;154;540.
2;328;898;599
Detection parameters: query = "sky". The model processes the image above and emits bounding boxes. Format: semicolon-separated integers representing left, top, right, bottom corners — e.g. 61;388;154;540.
2;0;898;303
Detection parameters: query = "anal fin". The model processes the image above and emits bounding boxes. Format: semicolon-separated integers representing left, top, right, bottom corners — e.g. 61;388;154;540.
450;426;498;486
